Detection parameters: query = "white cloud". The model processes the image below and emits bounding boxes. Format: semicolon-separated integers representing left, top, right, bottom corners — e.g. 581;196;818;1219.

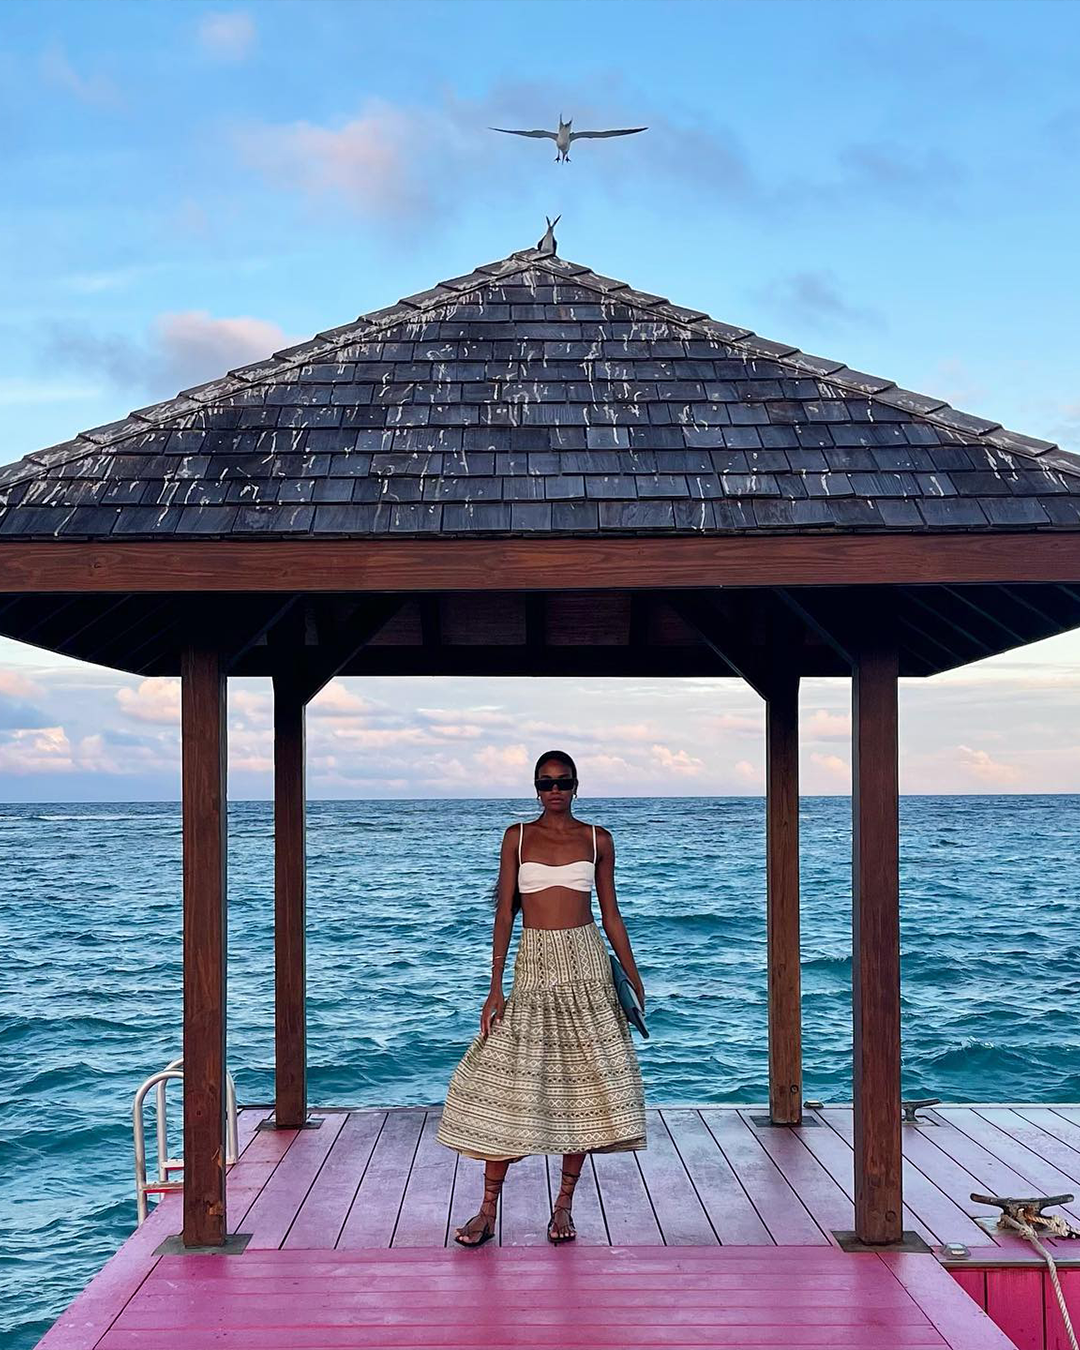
116;680;181;725
475;743;530;781
711;712;762;735
198;11;256;62
810;752;850;782
607;723;659;742
40;45;121;108
734;759;762;784
52;311;295;398
230;689;272;723
804;709;850;741
310;681;374;717
956;744;1023;786
152;311;289;388
0;726;74;774
0;671;43;699
236;101;429;221
650;743;704;775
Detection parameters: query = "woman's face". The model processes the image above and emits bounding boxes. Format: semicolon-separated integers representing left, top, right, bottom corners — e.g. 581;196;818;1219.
536;758;575;813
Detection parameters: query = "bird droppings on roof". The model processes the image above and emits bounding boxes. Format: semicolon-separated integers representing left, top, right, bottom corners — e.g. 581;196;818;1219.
0;245;1078;540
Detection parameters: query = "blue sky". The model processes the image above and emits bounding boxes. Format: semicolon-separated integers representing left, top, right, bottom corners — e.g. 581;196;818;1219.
1;0;1078;800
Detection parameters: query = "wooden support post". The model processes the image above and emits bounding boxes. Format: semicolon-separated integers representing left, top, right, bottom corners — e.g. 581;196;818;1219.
273;675;308;1128
181;646;228;1247
766;677;802;1124
851;633;902;1244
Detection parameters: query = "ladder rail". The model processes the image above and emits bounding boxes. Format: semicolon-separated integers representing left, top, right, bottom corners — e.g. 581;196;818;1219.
133;1061;239;1224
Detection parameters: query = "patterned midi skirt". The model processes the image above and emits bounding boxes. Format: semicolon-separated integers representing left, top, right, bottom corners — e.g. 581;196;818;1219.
435;919;647;1161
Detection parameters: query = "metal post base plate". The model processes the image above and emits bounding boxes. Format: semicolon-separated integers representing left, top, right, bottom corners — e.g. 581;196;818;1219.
832;1229;931;1253
256;1117;324;1130
748;1114;821;1127
154;1232;253;1256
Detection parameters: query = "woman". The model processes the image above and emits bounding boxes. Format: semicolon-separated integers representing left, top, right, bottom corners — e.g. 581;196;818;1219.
435;750;647;1246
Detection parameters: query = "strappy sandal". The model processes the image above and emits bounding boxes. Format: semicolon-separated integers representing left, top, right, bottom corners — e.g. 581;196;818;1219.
453;1173;503;1248
547;1167;580;1244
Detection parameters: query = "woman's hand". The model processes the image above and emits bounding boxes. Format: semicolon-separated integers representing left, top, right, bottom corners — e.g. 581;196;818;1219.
632;977;645;1011
480;990;506;1038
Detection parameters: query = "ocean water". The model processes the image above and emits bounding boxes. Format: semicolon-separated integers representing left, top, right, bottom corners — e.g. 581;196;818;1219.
2;794;1079;1347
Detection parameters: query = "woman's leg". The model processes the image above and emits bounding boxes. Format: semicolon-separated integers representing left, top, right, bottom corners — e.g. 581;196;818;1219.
549;1151;585;1240
454;1156;523;1245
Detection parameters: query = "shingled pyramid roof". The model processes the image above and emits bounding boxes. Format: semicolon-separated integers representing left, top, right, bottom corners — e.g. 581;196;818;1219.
2;246;1079;540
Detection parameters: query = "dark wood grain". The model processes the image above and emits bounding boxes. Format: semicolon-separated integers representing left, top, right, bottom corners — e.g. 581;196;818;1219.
851;631;902;1244
766;677;802;1124
273;676;307;1129
180;645;228;1247
3;532;1080;594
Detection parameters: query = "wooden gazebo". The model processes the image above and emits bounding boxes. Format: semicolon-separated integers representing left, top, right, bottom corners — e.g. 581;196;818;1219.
2;242;1079;1254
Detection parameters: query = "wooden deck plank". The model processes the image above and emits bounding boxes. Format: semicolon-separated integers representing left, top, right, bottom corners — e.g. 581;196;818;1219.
737;1109;854;1238
880;1251;1023;1349
633;1109;719;1245
224;1125;299;1229
699;1107;829;1244
979;1107;1080;1190
242;1112;346;1249
543;1151;610;1245
283;1109;385;1249
337;1107;426;1248
99;1247;964;1350
934;1108;1080;1230
1015;1107;1080;1170
660;1109;773;1244
817;1107;996;1248
794;1110;936;1244
34;1110;274;1348
590;1147;664;1245
497;1150;552;1247
392;1110;457;1247
919;1111;1059;1229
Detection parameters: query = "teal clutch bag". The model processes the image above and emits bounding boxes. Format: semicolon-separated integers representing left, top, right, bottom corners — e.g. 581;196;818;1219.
609;955;649;1038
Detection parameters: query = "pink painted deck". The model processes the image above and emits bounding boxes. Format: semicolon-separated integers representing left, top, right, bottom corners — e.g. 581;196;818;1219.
35;1101;1080;1349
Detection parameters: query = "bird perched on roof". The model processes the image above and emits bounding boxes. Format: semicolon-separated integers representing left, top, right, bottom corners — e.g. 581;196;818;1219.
491;116;647;164
536;215;560;255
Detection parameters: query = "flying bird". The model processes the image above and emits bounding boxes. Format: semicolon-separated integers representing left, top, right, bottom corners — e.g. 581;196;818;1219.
490;116;647;163
536;214;560;255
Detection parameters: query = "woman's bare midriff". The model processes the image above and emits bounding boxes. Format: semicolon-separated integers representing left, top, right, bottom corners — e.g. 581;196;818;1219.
521;887;594;930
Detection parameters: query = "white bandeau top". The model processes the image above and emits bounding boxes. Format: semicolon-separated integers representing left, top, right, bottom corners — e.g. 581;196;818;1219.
517;820;597;895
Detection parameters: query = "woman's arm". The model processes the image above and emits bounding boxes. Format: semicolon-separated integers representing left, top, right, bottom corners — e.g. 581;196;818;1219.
489;825;519;995
594;826;645;1006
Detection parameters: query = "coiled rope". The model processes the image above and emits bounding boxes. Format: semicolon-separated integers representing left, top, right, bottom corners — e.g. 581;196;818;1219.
971;1193;1080;1350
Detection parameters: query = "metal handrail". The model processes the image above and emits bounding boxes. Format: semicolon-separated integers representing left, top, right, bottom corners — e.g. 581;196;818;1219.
133;1060;239;1224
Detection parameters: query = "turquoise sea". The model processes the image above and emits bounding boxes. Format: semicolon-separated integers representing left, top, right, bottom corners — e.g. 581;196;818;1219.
3;794;1079;1347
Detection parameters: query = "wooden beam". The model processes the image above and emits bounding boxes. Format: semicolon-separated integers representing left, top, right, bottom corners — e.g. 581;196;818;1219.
273;675;307;1129
181;646;228;1247
238;643;775;680
291;597;403;703
851;626;902;1245
3;533;1080;594
662;594;764;692
766;675;802;1125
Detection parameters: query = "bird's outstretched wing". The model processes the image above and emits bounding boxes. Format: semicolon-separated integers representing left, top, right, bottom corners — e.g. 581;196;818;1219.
568;127;648;141
490;127;558;140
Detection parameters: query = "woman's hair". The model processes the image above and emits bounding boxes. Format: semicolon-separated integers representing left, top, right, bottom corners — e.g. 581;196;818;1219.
492;749;580;916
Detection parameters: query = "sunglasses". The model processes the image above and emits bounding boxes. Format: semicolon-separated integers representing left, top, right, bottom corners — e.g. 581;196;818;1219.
535;776;576;792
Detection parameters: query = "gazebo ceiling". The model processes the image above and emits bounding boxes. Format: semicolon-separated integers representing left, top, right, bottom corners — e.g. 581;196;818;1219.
1;242;1079;679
